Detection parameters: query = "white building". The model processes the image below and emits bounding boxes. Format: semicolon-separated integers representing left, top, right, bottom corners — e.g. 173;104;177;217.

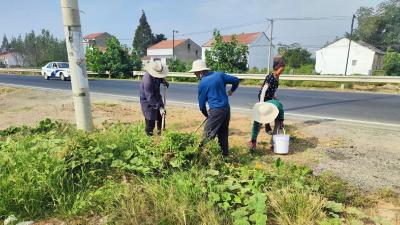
146;39;201;65
315;38;385;75
202;32;276;70
83;32;113;52
0;52;25;67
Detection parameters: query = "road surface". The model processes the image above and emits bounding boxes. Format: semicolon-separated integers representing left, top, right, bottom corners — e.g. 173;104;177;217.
1;74;399;127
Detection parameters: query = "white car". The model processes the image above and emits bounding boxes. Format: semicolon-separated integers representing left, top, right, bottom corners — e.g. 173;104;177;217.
41;62;71;81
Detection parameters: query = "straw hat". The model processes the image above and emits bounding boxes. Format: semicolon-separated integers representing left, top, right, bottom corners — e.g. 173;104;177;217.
253;102;279;123
189;60;210;73
145;60;168;78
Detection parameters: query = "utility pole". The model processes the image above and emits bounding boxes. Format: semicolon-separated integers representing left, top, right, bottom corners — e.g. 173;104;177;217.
267;19;274;74
172;30;178;60
61;0;94;131
344;14;356;76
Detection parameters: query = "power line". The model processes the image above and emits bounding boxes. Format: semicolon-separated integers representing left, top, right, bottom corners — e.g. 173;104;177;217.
176;20;266;37
271;16;352;21
117;16;352;40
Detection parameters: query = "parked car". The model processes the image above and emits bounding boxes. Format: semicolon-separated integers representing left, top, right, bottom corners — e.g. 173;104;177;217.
41;62;70;81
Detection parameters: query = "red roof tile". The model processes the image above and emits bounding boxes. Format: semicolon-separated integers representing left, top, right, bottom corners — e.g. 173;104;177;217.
84;32;107;40
148;39;187;49
0;51;15;57
203;32;261;47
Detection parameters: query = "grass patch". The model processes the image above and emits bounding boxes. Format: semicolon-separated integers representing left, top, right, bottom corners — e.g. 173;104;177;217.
0;119;391;224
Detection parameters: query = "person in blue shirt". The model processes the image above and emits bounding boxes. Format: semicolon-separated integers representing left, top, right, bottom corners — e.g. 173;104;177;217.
190;60;240;157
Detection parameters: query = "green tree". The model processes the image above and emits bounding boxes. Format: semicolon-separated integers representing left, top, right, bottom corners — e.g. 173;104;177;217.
383;51;400;76
1;35;9;52
167;58;190;72
154;34;167;44
86;46;107;75
133;10;167;57
6;30;67;67
278;44;314;69
205;30;249;73
103;37;134;78
130;49;142;71
353;0;400;52
133;10;154;57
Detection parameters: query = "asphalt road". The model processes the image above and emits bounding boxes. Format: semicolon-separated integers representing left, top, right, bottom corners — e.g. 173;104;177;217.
1;74;399;126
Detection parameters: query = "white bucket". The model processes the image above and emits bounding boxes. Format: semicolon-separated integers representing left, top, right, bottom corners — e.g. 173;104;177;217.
273;128;290;154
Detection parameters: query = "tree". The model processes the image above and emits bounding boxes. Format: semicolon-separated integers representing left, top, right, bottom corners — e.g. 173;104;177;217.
103;37;133;78
133;10;155;57
383;51;400;76
205;30;249;73
353;0;400;52
5;30;67;67
1;35;9;52
86;46;107;75
167;58;190;72
87;37;142;78
278;44;314;69
130;49;143;71
132;10;166;57
154;34;167;44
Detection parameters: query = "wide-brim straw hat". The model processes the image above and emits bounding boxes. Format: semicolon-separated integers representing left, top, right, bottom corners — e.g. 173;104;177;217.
189;59;210;73
253;102;279;124
145;60;168;78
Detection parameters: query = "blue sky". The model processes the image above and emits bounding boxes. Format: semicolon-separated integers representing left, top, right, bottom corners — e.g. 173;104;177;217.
0;0;385;52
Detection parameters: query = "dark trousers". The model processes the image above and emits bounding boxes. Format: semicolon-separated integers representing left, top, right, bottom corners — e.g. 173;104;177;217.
145;112;162;136
202;107;231;156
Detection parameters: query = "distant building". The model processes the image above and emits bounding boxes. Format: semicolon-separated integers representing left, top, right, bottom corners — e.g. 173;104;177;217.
0;51;25;67
202;32;276;70
147;39;201;65
83;32;113;52
315;38;385;75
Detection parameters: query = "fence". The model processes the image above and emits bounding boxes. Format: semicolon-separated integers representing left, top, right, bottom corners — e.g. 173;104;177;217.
1;68;400;84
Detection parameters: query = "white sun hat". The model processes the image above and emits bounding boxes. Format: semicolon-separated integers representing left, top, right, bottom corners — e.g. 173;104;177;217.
145;60;168;78
253;102;279;124
189;59;210;73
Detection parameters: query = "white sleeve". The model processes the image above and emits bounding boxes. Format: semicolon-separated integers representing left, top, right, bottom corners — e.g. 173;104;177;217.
259;83;269;102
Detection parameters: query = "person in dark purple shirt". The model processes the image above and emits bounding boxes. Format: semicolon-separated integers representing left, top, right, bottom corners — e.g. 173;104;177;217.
140;60;169;136
190;60;240;157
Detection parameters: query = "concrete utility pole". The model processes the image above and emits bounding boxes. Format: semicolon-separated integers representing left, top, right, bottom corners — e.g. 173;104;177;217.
61;0;94;131
267;19;274;74
172;30;178;60
345;14;356;76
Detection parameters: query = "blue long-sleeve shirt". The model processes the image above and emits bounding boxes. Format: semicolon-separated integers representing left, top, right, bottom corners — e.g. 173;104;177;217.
198;71;240;117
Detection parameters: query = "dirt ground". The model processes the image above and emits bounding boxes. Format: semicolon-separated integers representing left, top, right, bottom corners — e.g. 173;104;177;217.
1;86;400;224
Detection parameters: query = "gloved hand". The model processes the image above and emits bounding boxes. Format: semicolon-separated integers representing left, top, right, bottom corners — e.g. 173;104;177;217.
163;80;170;88
160;107;166;115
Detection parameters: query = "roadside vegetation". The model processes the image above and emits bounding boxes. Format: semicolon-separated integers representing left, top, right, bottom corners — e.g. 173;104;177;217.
0;119;395;224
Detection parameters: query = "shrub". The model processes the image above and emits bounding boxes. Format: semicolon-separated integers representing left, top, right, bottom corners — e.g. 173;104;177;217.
383;51;400;76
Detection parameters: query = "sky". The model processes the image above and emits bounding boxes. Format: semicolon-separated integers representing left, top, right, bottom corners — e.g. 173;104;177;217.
0;0;385;52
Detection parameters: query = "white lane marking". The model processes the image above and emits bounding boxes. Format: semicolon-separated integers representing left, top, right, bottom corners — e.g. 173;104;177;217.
1;82;399;128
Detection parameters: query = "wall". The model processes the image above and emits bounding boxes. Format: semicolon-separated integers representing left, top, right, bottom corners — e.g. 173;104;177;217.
0;53;25;67
248;33;274;70
315;38;376;75
175;39;201;63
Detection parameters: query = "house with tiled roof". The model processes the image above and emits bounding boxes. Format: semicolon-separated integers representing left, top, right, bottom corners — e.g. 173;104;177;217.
146;39;201;65
315;37;385;75
202;32;275;70
83;32;113;52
